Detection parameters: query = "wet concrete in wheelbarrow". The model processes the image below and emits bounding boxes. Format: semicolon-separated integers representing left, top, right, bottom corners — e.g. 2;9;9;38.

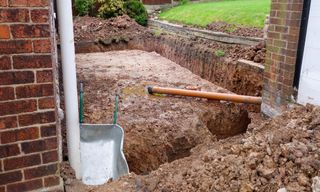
64;50;254;191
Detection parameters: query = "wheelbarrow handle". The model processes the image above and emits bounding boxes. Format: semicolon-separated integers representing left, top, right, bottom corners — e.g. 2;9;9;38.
79;82;84;124
113;95;118;125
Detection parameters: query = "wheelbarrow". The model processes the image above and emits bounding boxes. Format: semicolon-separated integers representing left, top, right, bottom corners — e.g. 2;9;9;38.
79;83;129;185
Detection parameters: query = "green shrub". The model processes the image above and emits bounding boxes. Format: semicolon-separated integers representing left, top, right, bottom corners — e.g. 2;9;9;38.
75;0;95;16
215;50;225;57
74;0;148;26
179;0;189;5
96;0;125;18
124;0;148;26
225;25;237;33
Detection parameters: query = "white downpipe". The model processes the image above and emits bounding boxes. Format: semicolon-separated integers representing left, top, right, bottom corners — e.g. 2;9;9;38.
56;0;81;179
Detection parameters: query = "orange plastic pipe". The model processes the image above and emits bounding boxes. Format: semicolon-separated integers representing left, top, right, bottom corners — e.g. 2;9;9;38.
147;86;262;104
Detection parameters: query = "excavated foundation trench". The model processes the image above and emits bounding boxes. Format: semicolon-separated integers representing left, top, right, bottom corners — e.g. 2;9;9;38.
74;34;264;97
62;17;318;192
73;50;254;176
61;33;263;185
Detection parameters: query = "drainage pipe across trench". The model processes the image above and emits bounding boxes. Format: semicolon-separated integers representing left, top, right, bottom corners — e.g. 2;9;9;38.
147;86;262;104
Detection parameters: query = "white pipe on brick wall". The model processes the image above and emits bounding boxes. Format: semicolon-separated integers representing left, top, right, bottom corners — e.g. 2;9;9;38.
56;0;81;179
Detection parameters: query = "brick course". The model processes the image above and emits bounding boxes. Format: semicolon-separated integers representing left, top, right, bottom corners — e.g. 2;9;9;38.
3;154;41;171
18;111;56;126
0;71;34;85
31;9;49;23
262;0;304;116
16;83;54;98
8;0;49;7
0;56;11;70
0;25;10;39
0;171;23;185
0;144;20;158
0;116;18;130
6;179;43;192
0;40;33;54
13;55;52;69
0;100;37;116
0;0;61;191
0;127;39;144
33;39;51;53
11;24;50;38
0;9;29;23
0;87;15;101
36;70;53;83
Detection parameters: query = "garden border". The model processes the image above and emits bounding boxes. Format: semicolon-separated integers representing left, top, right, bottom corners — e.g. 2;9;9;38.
149;19;264;46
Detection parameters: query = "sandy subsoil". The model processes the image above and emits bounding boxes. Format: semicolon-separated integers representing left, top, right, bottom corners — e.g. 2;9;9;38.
63;50;255;191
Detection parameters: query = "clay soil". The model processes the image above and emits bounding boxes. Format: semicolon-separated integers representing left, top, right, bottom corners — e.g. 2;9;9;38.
63;50;255;191
59;16;320;192
63;50;320;192
73;16;266;64
61;15;265;163
207;22;263;38
73;15;145;42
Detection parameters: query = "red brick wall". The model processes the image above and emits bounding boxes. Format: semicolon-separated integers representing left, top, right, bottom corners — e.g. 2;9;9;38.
0;0;62;191
262;0;304;116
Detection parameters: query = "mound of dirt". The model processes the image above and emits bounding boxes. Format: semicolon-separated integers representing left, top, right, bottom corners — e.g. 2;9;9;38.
73;15;146;42
191;37;265;64
207;22;263;38
88;105;320;192
244;41;267;63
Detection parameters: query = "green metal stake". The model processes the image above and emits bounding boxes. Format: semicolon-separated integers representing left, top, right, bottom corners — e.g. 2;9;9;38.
79;82;84;124
113;95;118;125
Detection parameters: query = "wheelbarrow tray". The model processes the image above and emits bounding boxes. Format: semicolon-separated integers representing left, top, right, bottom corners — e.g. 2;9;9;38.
80;124;129;185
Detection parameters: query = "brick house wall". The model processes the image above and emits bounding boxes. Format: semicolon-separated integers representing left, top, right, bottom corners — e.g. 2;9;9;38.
0;0;62;191
262;0;304;116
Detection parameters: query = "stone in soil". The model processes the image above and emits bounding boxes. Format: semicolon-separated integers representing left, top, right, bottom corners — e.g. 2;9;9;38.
92;104;320;192
65;102;320;191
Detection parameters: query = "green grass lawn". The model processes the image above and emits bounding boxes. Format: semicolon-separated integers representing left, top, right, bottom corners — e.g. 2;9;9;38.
159;0;271;28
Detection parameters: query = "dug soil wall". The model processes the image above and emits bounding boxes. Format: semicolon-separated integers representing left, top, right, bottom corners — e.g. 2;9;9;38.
75;35;263;97
61;51;253;187
72;16;264;97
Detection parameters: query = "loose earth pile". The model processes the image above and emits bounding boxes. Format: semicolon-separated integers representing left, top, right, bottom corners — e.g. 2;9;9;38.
207;22;263;38
73;15;145;42
65;105;320;192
